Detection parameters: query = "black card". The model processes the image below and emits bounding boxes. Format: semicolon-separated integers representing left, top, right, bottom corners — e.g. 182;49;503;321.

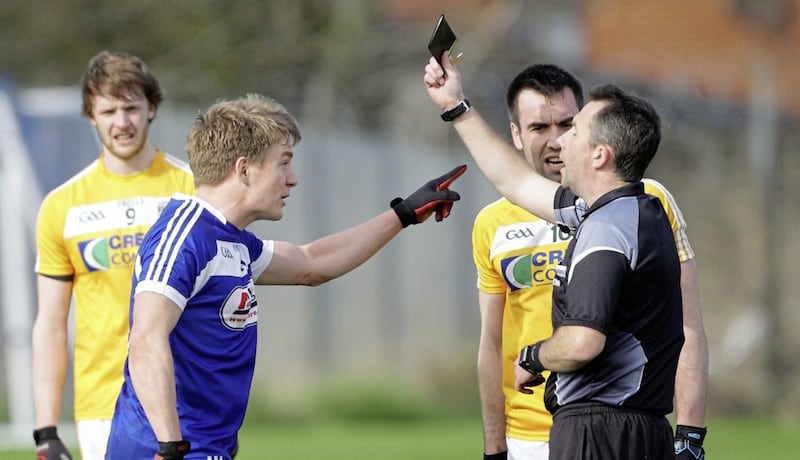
427;14;460;65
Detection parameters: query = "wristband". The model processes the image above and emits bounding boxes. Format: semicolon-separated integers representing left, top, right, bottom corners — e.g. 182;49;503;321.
33;425;59;444
484;451;508;460
440;99;471;122
518;341;546;374
157;440;191;459
675;424;707;446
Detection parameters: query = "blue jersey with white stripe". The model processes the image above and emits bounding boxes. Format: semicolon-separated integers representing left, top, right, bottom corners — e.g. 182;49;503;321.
107;194;273;459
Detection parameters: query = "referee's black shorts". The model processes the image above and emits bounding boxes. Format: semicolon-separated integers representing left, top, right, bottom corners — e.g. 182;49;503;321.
549;402;674;460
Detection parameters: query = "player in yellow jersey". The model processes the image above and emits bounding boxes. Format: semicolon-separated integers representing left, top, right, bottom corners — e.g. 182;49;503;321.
468;65;708;460
31;51;194;460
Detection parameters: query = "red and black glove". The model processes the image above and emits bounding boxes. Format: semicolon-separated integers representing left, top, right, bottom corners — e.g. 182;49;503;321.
391;164;467;227
155;440;191;460
33;426;73;460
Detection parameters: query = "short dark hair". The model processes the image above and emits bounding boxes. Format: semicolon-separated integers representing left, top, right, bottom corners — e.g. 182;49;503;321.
588;84;661;182
505;64;584;123
81;51;164;119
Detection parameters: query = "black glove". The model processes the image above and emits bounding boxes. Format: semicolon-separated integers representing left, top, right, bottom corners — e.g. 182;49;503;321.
484;451;508;460
391;164;467;227
155;440;191;460
33;426;73;460
674;424;706;460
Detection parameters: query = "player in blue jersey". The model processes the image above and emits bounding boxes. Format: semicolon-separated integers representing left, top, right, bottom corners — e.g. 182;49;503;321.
105;94;467;459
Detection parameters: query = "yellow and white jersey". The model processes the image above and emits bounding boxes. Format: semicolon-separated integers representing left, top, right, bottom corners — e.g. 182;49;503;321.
642;178;694;261
35;151;194;421
471;178;693;442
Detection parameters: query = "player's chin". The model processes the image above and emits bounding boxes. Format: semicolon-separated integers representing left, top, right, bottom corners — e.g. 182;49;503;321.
543;165;564;182
261;206;284;221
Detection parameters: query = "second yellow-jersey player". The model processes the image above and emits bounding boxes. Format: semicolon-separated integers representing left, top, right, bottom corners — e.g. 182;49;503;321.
35;151;194;421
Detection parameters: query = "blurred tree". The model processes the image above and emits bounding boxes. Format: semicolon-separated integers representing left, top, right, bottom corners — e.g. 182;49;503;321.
0;0;529;130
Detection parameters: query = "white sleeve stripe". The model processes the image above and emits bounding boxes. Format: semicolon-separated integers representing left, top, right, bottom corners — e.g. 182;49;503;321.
250;240;274;279
567;246;625;283
135;280;188;310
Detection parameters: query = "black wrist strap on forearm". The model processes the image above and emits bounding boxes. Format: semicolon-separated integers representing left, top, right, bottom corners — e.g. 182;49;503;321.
519;340;546;374
676;424;707;446
33;426;59;444
158;440;191;458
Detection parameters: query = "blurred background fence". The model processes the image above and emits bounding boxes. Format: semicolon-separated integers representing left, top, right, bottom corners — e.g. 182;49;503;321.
1;0;799;445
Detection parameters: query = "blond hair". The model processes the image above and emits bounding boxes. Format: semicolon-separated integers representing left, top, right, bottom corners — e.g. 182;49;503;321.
187;94;301;185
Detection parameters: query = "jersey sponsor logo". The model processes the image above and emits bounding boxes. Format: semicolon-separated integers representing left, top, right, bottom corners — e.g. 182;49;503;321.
77;232;146;271
500;249;565;291
220;283;258;330
78;238;110;271
501;254;532;291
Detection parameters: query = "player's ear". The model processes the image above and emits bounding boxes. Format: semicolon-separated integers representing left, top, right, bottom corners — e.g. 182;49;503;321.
593;144;614;170
510;122;524;151
235;157;249;184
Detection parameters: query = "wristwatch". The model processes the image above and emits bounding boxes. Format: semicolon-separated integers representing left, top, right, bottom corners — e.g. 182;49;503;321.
518;342;546;374
440;99;471;122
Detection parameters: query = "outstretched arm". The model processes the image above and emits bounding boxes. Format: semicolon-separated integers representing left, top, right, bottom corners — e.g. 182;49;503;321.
423;52;558;222
259;210;403;286
257;165;466;286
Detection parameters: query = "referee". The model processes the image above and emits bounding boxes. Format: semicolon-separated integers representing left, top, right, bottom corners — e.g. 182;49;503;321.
517;84;683;460
424;54;684;459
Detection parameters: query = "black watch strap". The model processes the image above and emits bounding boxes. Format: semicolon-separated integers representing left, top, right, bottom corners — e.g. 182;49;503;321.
518;341;546;374
440;99;471;122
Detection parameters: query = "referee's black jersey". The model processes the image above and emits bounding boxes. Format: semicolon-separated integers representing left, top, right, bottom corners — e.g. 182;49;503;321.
543;182;684;416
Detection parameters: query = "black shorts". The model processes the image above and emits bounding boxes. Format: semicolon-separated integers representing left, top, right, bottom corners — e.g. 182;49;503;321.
549;402;674;460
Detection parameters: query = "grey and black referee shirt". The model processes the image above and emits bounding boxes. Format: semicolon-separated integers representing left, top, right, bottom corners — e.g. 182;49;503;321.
543;182;685;416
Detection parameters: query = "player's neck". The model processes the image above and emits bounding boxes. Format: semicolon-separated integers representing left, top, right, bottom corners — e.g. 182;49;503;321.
195;184;250;230
101;145;158;176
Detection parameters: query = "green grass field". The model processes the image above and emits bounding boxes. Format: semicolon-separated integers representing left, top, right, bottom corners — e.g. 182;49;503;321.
3;416;799;459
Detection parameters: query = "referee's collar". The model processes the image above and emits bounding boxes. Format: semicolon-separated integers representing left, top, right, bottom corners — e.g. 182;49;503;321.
584;182;644;216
